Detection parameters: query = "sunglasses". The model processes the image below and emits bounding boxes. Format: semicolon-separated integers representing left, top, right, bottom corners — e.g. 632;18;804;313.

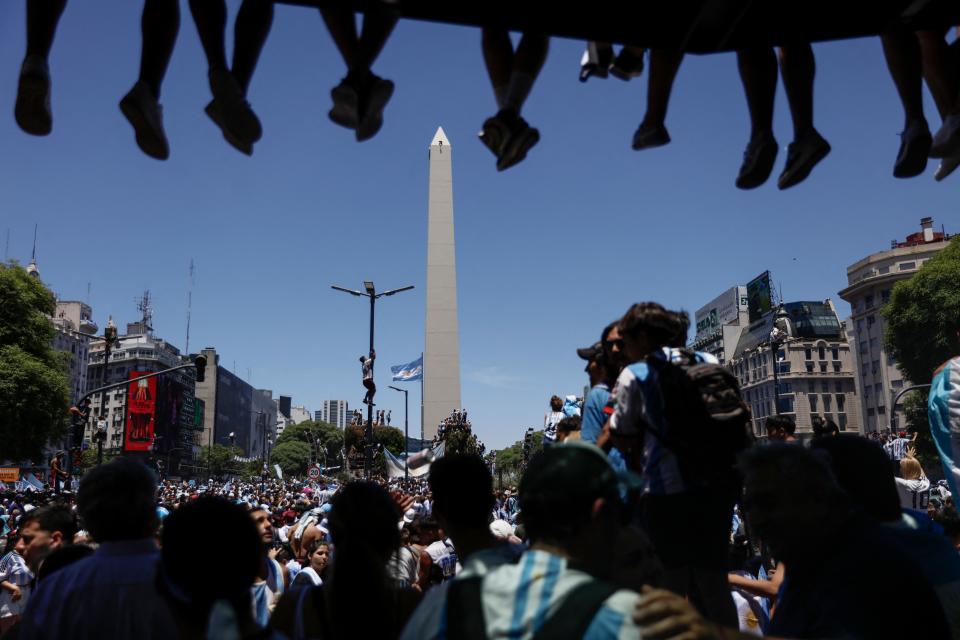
605;339;624;350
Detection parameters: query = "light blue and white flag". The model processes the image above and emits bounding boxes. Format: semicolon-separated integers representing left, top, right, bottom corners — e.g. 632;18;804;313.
391;356;423;382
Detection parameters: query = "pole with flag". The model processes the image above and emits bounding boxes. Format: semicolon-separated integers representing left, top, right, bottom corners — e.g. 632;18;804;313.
390;356;423;382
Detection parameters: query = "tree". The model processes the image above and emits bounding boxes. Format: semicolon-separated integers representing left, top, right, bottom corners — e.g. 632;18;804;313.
494;430;545;475
271;440;311;477
444;425;485;457
0;263;70;462
276;420;344;467
201;444;243;477
344;424;405;456
884;238;960;385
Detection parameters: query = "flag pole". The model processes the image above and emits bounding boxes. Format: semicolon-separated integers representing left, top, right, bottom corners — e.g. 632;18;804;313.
420;352;424;446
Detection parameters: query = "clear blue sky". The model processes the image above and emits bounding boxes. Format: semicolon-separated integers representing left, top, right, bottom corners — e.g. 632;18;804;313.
1;3;955;449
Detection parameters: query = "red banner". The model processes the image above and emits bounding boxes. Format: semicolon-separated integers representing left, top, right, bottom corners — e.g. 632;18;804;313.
125;372;156;452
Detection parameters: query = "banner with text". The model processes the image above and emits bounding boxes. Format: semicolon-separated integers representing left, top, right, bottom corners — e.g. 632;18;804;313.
125;372;157;452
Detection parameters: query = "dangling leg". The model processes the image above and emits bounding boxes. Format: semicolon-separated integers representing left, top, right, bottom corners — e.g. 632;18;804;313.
777;44;830;189
734;47;778;189
16;0;68;135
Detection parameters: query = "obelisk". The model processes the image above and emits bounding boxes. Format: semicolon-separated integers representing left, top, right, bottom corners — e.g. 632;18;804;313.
423;127;461;441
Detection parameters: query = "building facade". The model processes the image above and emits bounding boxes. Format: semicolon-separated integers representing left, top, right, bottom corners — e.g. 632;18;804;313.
51;301;96;403
290;405;312;425
729;300;862;438
838;217;953;433
251;389;278;462
321;400;349;429
690;286;749;364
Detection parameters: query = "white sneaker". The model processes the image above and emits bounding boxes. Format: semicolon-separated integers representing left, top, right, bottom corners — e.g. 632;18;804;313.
15;55;52;136
930;114;960;159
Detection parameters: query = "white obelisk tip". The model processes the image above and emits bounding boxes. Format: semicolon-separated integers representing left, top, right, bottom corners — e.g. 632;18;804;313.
430;126;450;147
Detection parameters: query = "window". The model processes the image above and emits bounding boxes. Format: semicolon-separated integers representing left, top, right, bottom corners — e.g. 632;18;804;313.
833;362;842;372
805;348;812;360
872;360;880;373
819;362;828;373
868;408;876;417
809;395;819;412
892;379;903;389
832;348;839;360
806;362;815;373
779;361;791;374
881;289;891;303
818;345;826;360
867;315;876;327
835;381;843;392
899;262;916;271
859;341;868;354
836;395;845;413
781;382;793;394
878;406;886;415
779;397;795;413
821;381;829;392
857;319;865;333
865;294;875;309
874;383;883;396
870;337;879;349
878;266;890;274
839;414;848;430
823;395;832;412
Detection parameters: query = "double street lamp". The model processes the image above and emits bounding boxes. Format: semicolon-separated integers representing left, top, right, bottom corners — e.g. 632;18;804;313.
332;281;414;479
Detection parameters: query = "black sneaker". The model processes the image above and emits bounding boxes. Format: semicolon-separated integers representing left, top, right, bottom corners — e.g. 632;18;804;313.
497;118;540;171
893;119;931;179
631;122;670;150
330;77;360;130
778;129;831;190
204;101;253;156
609;48;645;81
119;81;170;161
208;67;261;145
735;131;778;189
356;75;394;142
15;56;52;136
479;110;516;159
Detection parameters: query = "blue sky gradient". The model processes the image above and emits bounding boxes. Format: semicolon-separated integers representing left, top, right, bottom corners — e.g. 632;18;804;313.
1;3;955;448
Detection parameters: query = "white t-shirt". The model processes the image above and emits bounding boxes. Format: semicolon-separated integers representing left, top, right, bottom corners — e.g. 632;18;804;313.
543;411;565;441
895;476;931;510
426;539;459;580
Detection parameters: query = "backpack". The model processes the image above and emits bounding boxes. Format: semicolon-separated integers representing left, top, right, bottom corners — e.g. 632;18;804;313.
645;349;753;486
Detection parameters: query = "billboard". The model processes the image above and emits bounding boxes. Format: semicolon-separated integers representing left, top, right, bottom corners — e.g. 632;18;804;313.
746;271;774;323
695;286;748;343
0;468;20;483
125;372;157;452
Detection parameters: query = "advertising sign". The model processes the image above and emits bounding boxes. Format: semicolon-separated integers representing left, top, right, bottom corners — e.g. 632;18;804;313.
125;372;157;452
746;271;774;323
695;286;747;342
0;467;20;483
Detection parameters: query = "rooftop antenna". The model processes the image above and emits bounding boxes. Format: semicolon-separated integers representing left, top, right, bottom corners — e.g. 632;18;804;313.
136;290;153;334
30;224;37;263
185;259;195;355
86;282;91;305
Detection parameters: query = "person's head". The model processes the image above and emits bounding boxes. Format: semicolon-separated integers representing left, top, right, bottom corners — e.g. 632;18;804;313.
820;419;840;438
15;506;78;572
810;434;902;523
603;322;626;371
556;416;582;442
305;538;330;574
77;457;158;543
520;443;621;567
429;454;494;532
359;356;365;363
618;302;675;363
249;508;273;548
739;444;847;561
160;498;262;630
667;309;690;348
900;456;924;481
764;415;796;441
549;395;563;412
811;415;825;437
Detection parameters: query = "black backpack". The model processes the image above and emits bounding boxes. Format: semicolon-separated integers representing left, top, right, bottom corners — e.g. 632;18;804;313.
645;349;753;486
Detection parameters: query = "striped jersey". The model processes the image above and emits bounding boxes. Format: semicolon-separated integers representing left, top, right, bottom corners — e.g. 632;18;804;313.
889;437;911;461
610;347;719;496
401;549;642;640
929;356;960;497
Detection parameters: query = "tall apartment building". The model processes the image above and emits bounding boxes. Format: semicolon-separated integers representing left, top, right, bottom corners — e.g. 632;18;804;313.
290;405;312;425
51;300;97;403
838;217;953;433
729;300;861;437
321;400;349;429
194;347;266;460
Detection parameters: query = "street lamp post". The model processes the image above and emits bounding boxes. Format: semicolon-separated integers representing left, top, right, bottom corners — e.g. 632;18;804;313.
769;305;791;417
332;281;414;479
389;385;409;480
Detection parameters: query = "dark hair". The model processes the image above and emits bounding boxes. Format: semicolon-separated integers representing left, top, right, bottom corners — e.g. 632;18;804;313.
430;455;494;529
810;435;901;522
304;537;329;557
36;544;94;583
556;416;582;434
668;310;690;348
19;506;77;543
619;302;675;347
765;415;796;436
161;497;261;625
549;395;563;409
78;457;157;542
327;482;402;639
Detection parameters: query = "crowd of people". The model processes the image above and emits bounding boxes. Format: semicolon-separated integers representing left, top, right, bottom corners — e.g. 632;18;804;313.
6;1;959;183
1;299;959;639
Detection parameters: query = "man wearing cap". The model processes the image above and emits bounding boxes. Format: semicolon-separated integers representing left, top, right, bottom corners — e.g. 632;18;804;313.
577;323;627;477
402;444;644;639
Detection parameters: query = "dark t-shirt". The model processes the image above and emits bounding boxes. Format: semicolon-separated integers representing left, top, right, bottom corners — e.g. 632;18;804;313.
768;514;950;639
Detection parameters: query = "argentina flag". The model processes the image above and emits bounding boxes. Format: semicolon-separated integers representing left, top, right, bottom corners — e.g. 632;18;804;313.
391;356;423;382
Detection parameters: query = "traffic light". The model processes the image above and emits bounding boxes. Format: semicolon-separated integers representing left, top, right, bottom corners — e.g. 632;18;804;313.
194;355;207;382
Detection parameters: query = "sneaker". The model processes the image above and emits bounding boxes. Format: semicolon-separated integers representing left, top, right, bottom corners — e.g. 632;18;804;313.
15;55;52;136
736;131;778;189
934;155;960;182
930;114;960;159
609;48;645;81
119;81;170;160
479;111;515;159
329;78;360;130
356;75;394;142
204;101;253;156
497;118;540;171
777;129;831;190
893;119;931;178
579;47;611;83
631;122;670;150
208;66;262;145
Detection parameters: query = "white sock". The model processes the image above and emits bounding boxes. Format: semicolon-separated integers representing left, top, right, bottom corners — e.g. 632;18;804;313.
504;73;535;115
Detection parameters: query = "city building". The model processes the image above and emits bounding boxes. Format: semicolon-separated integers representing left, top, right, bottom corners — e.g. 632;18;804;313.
690;286;749;364
278;395;292;421
251;389;278;463
194;347;265;460
51;300;97;403
87;320;199;473
423;126;462;440
290;405;312;425
321;400;349;429
838;217;953;432
729;299;862;438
